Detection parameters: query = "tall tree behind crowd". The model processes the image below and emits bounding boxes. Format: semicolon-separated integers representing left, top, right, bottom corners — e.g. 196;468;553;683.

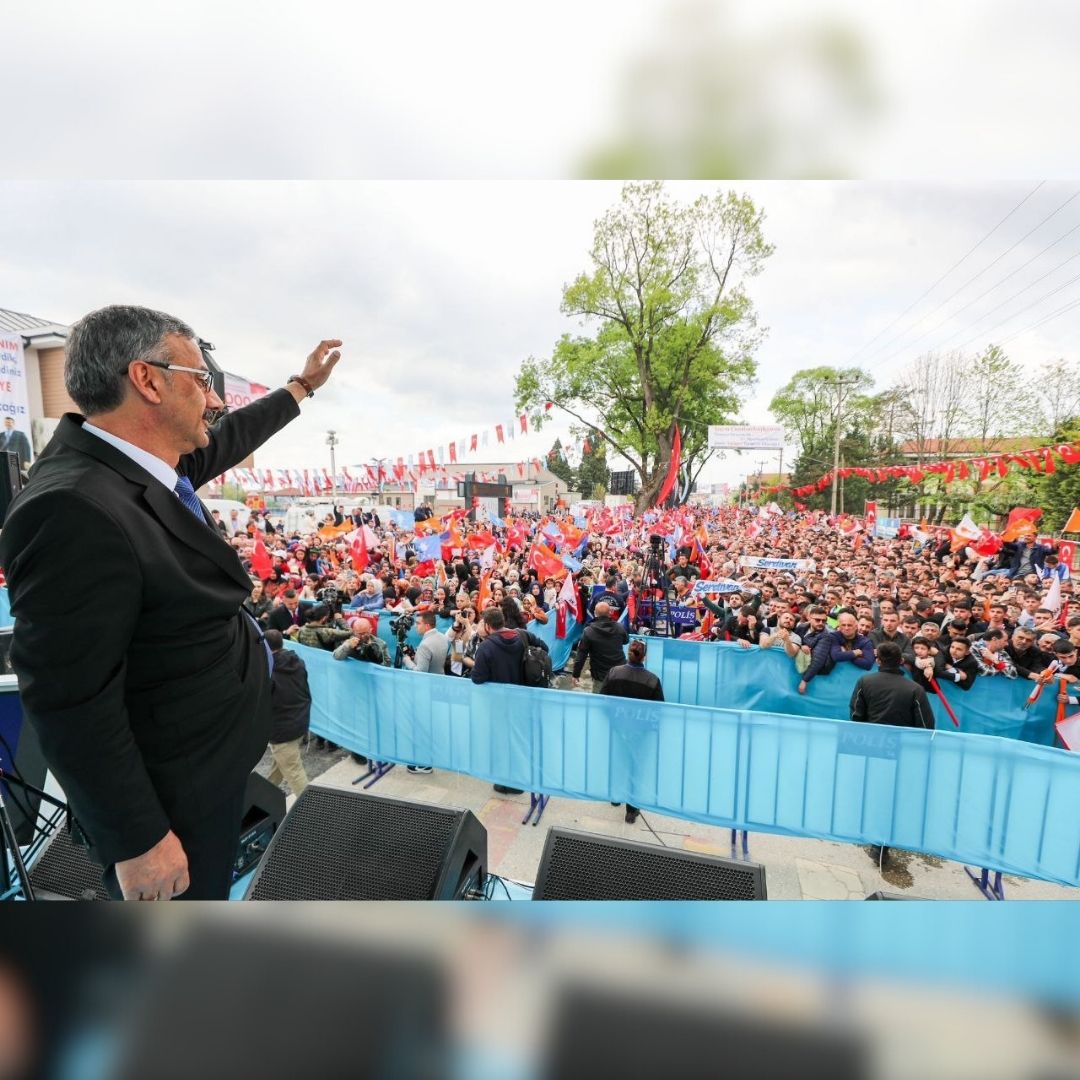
515;181;772;512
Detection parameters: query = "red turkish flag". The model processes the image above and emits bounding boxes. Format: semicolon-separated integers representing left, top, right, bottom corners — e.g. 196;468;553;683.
519;415;528;434
528;542;565;580
449;442;457;464
496;424;504;444
350;531;369;573
470;434;478;452
250;534;273;580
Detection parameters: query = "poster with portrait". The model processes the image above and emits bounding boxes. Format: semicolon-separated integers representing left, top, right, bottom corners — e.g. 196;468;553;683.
0;333;33;468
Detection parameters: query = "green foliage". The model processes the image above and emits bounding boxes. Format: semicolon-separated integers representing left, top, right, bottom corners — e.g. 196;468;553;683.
1036;419;1080;531
545;438;575;486
515;181;771;509
575;437;609;499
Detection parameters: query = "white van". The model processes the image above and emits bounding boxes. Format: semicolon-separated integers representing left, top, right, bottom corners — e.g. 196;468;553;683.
202;499;251;531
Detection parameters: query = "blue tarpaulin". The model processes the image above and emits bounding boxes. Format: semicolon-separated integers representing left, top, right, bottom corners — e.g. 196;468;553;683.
638;637;1059;745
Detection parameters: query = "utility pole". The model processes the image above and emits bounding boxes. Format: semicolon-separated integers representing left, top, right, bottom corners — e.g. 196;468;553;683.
829;377;861;516
326;430;338;504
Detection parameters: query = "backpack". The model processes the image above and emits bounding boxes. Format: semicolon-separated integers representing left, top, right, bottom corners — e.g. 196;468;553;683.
517;630;553;688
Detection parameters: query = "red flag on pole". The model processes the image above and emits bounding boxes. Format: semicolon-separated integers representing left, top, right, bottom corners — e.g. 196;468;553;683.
250;534;273;580
350;530;369;573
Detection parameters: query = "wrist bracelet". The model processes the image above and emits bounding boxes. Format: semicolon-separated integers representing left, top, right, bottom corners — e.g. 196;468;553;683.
288;375;315;398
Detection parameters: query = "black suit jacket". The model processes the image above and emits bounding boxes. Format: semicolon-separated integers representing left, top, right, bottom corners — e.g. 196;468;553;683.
266;603;305;634
0;389;300;865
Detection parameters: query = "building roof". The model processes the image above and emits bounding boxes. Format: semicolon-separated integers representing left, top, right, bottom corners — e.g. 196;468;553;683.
897;437;1036;457
0;307;69;337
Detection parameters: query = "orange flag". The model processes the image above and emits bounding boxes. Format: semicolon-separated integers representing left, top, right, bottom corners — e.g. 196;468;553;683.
477;570;493;611
1001;507;1042;542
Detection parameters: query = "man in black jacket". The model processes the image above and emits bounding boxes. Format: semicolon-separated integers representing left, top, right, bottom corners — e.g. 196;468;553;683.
0;305;341;900
264;630;311;798
849;641;934;870
852;642;936;729
471;607;549;794
572;602;630;691
601;638;664;823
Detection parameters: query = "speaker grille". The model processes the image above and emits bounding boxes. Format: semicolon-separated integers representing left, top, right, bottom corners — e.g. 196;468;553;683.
29;825;109;901
534;829;766;900
247;787;466;900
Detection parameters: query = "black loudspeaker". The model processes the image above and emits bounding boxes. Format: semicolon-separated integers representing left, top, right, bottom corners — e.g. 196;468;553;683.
27;771;288;900
532;827;767;900
543;982;866;1080
234;770;286;880
0;450;22;524
244;786;488;900
28;824;109;900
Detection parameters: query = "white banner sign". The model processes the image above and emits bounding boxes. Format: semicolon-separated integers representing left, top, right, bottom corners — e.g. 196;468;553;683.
707;424;785;450
691;578;759;596
513;485;540;504
222;372;270;411
0;332;33;466
738;556;816;571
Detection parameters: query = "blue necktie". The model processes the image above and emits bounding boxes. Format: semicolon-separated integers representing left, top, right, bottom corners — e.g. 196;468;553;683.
174;475;205;521
174;475;273;674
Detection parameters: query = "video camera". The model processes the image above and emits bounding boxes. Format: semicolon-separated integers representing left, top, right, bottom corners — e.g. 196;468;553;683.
389;612;415;639
315;585;341;613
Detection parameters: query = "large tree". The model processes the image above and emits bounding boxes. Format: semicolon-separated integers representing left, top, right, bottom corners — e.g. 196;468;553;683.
515;181;772;511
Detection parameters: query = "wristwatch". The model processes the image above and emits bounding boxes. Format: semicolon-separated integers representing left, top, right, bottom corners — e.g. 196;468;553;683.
288;375;315;398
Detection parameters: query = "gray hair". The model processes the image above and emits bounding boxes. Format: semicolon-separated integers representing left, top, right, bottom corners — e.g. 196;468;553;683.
65;305;196;416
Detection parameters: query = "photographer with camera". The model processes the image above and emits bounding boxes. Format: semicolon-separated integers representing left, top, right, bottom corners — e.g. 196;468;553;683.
446;606;480;677
400;611;448;775
332;617;390;666
296;603;353;652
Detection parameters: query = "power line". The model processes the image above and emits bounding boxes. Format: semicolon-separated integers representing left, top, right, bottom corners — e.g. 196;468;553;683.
843;181;1044;365
946;271;1080;354
860;185;1080;364
932;255;1080;355
997;295;1080;347
883;221;1080;359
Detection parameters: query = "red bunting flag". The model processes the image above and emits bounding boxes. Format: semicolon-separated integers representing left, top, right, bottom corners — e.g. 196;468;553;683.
519;415;528;434
470;434;478;452
449;442;457;464
496;424;504;444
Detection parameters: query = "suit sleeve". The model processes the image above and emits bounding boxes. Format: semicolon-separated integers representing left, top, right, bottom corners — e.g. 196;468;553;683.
181;388;301;488
3;491;170;865
850;681;867;723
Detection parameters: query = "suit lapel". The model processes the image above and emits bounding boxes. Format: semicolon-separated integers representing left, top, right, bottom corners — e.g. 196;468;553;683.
50;414;254;592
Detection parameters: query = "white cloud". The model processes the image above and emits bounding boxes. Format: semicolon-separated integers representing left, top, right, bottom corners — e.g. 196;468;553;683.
2;180;1077;488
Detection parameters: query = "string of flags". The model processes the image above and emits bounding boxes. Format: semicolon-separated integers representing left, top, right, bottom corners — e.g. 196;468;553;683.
219;460;550;496
753;440;1080;499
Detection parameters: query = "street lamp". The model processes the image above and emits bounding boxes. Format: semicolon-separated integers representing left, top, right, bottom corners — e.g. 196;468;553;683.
326;430;338;503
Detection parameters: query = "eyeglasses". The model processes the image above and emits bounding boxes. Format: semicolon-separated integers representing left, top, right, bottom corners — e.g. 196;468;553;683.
142;360;215;393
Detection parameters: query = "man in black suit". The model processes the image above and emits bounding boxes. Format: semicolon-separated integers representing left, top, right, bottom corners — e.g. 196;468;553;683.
0;417;32;470
0;305;341;900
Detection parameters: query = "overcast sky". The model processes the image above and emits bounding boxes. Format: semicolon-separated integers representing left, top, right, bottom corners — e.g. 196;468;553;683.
1;180;1077;486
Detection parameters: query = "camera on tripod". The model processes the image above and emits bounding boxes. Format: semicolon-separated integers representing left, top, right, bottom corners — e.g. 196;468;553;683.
390;612;415;639
648;534;664;553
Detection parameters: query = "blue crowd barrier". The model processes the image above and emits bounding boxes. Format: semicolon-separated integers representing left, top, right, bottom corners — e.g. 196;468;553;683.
0;588;10;629
295;644;1080;887
639;637;1059;745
